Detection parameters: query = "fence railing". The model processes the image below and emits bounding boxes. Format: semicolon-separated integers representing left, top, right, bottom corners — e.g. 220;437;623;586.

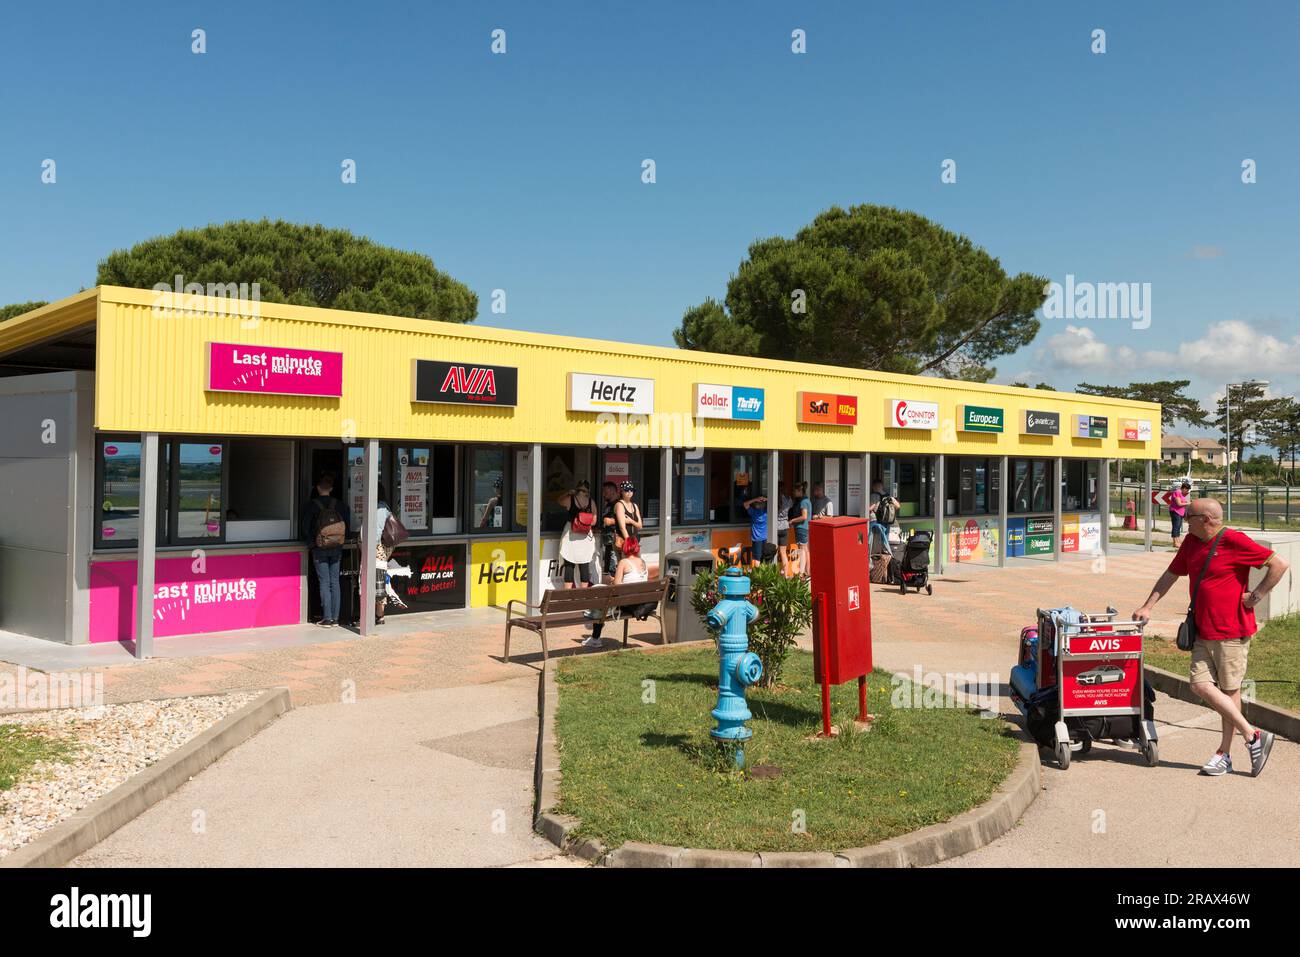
1111;482;1300;534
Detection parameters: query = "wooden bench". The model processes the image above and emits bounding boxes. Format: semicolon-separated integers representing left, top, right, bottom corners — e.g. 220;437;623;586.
503;579;669;663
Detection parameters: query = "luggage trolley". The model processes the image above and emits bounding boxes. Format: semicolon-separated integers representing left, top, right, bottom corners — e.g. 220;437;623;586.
1009;606;1159;770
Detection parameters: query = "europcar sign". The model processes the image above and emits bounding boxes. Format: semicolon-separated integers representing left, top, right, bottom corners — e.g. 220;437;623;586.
886;399;939;430
958;405;1004;433
694;384;764;420
411;360;518;406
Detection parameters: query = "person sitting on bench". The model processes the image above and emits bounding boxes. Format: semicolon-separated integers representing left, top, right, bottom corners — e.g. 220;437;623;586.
584;536;650;648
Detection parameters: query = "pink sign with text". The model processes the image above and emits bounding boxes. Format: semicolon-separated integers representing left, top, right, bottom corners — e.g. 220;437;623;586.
206;341;343;397
89;551;303;643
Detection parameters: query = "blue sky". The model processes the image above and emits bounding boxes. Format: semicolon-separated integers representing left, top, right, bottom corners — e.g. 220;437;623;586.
2;1;1297;438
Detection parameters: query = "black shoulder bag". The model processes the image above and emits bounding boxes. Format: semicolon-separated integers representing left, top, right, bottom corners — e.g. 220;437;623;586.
1176;528;1225;651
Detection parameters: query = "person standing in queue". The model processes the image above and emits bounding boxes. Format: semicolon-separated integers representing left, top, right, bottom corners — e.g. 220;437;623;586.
791;481;811;578
776;483;793;575
556;480;596;588
599;480;620;584
742;490;775;565
302;472;351;627
614;480;643;554
373;482;393;626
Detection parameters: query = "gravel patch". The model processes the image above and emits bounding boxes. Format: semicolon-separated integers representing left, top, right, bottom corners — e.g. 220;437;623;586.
0;692;257;859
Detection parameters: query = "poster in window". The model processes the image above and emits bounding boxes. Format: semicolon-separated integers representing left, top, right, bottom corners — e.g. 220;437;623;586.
682;460;706;522
401;466;427;528
386;542;466;613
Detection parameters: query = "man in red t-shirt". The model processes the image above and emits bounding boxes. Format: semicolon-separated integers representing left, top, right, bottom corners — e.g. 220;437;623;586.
1133;497;1289;777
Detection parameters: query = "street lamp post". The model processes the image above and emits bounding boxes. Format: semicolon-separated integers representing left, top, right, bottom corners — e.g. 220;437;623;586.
1225;378;1269;523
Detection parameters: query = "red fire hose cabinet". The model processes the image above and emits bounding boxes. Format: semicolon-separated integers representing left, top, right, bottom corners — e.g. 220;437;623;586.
809;517;874;731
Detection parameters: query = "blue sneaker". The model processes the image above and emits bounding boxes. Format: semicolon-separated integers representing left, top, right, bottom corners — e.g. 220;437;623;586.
1200;751;1232;776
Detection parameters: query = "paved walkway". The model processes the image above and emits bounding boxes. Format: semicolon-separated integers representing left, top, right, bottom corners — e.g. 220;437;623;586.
3;545;1295;867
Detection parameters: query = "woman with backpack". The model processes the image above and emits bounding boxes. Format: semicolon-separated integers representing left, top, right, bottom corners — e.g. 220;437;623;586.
556;480;597;588
302;473;351;627
869;480;898;555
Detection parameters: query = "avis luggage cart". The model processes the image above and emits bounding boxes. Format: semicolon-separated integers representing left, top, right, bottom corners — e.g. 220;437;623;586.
1009;606;1158;770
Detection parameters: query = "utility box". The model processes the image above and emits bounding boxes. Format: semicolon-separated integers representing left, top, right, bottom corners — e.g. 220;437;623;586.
663;549;718;644
809;517;873;684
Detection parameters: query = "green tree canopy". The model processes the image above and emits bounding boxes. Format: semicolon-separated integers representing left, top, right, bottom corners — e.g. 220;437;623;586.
0;301;49;322
673;205;1048;381
1075;379;1208;433
97;220;477;322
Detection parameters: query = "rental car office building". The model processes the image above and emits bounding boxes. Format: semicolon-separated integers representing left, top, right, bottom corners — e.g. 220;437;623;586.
0;287;1161;653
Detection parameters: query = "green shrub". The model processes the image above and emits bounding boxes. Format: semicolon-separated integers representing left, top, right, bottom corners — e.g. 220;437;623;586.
690;563;812;688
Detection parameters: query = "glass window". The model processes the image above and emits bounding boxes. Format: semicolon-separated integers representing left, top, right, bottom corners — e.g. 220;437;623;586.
1031;460;1050;512
640;451;661;528
679;449;707;524
429;445;458;533
344;446;385;533
471;447;506;530
949;458;991;515
98;439;145;545
174;443;224;542
396;448;432;533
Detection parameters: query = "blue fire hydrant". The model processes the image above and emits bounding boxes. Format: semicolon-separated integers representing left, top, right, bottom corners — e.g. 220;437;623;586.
707;566;763;767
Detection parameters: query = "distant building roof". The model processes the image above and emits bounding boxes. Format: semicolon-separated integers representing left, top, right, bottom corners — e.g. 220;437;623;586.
1161;435;1225;451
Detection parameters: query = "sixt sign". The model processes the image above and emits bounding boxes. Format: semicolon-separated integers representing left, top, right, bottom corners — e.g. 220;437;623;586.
958;404;1004;433
1019;409;1060;436
412;360;518;406
693;383;765;420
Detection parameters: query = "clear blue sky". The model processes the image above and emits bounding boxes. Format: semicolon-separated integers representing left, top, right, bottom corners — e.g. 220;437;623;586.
2;1;1297;438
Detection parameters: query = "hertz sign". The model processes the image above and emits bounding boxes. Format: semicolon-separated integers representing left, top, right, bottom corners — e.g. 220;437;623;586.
798;391;858;426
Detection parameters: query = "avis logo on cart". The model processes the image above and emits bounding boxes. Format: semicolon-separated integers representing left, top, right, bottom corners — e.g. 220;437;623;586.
1088;638;1121;651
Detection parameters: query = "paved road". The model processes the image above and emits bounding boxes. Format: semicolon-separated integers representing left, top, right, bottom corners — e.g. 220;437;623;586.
74;676;575;867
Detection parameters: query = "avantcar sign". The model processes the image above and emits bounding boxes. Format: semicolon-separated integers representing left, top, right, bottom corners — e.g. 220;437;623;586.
1019;409;1060;436
958;405;1004;433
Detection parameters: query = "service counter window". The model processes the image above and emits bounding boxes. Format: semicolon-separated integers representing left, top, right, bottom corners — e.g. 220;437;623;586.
96;436;225;547
534;447;595;533
344;446;385;533
1062;459;1100;511
707;451;756;524
470;447;507;531
226;439;294;542
1010;458;1054;513
946;457;994;515
676;449;707;524
879;455;933;519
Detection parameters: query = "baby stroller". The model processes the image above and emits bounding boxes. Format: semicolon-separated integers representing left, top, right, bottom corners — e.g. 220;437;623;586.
889;529;933;595
1009;606;1158;769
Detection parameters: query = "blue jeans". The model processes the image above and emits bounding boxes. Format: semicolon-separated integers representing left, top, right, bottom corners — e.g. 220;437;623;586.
313;553;342;622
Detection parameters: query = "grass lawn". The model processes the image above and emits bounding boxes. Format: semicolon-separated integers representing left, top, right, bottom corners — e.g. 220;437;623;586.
1145;614;1300;714
0;723;75;792
554;647;1021;853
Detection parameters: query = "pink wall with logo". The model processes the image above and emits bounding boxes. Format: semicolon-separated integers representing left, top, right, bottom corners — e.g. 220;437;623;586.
89;551;303;644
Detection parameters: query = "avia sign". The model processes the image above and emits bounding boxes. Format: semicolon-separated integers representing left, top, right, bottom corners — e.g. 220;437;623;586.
798;391;858;426
1073;414;1109;439
958;404;1004;433
567;372;655;414
411;359;519;406
886;399;939;430
693;383;765;420
1019;409;1060;436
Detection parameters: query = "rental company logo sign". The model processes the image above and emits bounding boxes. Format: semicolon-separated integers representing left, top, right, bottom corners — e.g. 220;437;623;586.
1119;418;1153;441
958;404;1004;433
411;359;518;406
886;398;939;430
567;373;655;414
798;391;858;426
1073;414;1109;439
693;384;764;420
205;342;343;397
1019;409;1061;435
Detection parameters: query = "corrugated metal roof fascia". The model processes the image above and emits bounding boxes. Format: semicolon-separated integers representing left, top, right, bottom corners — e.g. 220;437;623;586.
95;286;1159;412
0;289;99;357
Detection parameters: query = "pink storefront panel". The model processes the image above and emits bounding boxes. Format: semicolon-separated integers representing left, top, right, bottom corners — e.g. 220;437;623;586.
89;551;302;643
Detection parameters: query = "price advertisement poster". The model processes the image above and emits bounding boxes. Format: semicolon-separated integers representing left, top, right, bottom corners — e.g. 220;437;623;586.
1061;657;1141;711
386;542;466;613
400;466;427;528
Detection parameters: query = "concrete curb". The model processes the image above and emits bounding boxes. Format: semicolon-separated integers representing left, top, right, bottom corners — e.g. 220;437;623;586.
1145;664;1300;742
533;654;1041;867
1;687;292;868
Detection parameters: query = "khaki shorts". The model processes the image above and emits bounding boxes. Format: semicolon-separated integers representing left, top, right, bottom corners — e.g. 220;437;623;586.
1189;637;1251;692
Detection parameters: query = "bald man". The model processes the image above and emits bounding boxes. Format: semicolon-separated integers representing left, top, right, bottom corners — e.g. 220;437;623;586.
1134;497;1289;777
